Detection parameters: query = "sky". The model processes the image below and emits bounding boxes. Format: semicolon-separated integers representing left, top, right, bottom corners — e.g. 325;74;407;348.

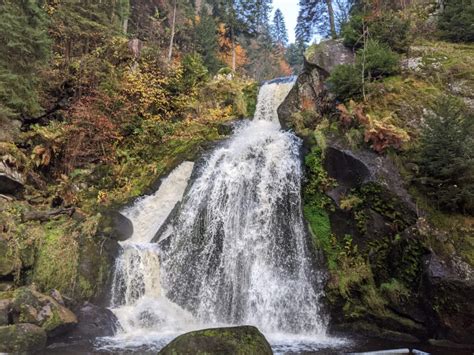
271;0;299;43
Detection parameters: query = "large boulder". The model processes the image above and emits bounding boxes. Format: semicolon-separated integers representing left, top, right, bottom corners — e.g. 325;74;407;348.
64;302;117;340
278;39;354;133
11;286;78;338
0;160;24;195
306;39;355;75
159;326;273;355
422;253;474;344
323;140;417;212
0;323;47;353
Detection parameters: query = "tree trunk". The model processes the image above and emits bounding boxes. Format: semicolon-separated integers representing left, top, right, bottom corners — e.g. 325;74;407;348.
325;0;337;39
231;26;236;71
168;0;177;62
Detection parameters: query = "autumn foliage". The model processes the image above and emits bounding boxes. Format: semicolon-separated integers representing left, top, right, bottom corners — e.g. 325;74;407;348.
337;101;409;153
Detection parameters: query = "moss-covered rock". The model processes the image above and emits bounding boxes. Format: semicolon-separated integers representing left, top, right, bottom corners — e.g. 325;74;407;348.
159;326;273;355
0;299;12;326
0;323;47;353
12;286;77;337
0;237;17;277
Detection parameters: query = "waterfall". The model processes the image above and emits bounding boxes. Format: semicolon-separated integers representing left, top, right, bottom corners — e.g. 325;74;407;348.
104;77;335;351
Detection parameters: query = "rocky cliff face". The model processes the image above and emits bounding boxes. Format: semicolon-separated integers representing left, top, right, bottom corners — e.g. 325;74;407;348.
278;39;474;347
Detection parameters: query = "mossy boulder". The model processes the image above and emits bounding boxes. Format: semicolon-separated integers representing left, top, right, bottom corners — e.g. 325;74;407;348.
159;326;273;355
422;253;474;344
0;237;17;277
12;286;77;337
0;323;47;353
306;39;355;75
0;299;12;326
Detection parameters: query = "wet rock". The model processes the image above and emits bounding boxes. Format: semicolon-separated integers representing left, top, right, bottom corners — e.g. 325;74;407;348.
0;323;47;353
100;211;133;241
0;299;12;326
12;286;78;338
335;321;421;343
217;121;235;136
306;38;355;75
159;326;273;355
422;253;474;344
0;160;24;195
64;302;117;340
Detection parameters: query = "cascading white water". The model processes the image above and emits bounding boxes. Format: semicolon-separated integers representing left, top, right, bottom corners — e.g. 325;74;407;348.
103;77;343;352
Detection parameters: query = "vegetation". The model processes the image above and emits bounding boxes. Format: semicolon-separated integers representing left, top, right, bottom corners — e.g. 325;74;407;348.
438;0;474;43
416;96;474;214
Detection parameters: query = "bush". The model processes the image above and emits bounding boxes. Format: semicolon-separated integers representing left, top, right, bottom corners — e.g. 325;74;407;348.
182;53;209;90
416;96;474;214
342;11;411;53
357;40;400;79
438;0;474;43
327;64;363;101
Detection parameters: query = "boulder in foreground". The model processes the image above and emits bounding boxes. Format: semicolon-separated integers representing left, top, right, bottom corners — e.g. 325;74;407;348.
159;325;273;355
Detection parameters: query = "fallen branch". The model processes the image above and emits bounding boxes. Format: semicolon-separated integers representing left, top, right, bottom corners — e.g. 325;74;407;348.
22;207;75;222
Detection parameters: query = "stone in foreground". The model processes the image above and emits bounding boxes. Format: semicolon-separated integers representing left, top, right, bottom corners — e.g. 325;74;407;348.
0;323;47;353
159;326;273;355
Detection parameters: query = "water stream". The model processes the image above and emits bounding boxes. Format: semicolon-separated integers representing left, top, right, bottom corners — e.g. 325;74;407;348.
101;77;344;353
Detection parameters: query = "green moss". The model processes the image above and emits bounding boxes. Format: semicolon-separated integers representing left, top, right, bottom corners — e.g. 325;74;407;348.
0;324;47;353
31;218;78;297
159;326;272;355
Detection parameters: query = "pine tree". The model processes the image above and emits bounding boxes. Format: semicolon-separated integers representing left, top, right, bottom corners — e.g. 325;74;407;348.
0;0;51;118
238;0;272;35
195;10;221;73
272;9;289;46
285;41;306;73
296;0;336;42
48;0;126;61
417;96;474;214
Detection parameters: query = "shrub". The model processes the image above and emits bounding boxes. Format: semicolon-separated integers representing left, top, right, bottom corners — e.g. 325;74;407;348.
416;96;474;214
357;40;400;79
182;53;209;90
438;0;474;43
327;64;363;101
342;11;411;53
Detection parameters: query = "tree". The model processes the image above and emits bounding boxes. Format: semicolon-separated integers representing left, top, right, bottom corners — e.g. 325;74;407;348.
194;10;221;73
296;0;337;42
0;0;51;118
438;0;474;43
285;41;306;73
168;0;178;61
238;0;272;35
48;0;125;62
271;9;289;46
417;96;474;214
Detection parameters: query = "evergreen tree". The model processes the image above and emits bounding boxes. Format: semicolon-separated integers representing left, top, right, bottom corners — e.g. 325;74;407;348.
285;41;306;73
296;0;336;42
0;0;51;118
438;0;474;43
194;10;221;73
417;96;474;214
238;0;272;35
272;9;289;46
48;0;126;61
